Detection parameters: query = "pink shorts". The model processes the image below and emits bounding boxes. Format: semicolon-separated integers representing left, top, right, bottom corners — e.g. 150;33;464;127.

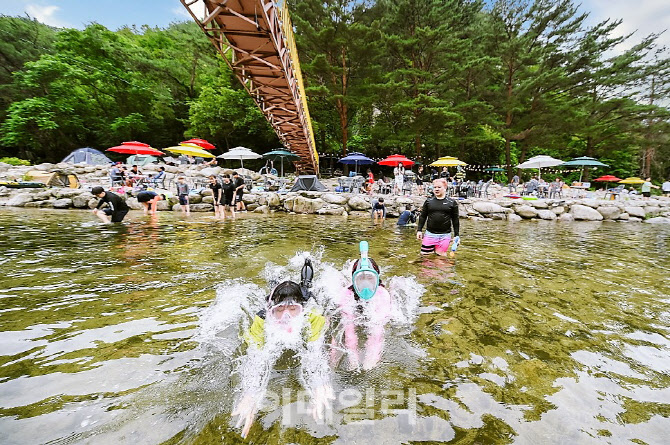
421;231;451;255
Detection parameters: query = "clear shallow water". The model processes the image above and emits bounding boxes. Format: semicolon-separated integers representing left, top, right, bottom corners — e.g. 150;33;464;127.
0;208;669;444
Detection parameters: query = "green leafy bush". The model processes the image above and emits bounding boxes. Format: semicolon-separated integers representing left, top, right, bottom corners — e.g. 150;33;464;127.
0;157;31;166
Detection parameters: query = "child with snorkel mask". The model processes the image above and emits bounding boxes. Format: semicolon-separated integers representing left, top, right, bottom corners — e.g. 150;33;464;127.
233;258;334;438
331;241;392;371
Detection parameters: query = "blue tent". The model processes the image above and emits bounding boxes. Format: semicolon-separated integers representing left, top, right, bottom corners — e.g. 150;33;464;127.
62;147;112;165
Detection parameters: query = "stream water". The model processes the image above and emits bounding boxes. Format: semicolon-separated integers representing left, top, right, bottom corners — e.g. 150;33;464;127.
0;208;668;444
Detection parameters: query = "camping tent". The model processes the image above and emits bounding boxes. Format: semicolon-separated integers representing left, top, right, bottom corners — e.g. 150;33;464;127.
126;155;161;166
290;175;328;192
26;170;80;188
62;147;112;165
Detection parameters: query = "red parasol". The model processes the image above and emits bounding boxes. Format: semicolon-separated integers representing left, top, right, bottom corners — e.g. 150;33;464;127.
594;175;621;194
181;138;215;150
594;175;621;182
378;154;415;167
107;141;165;156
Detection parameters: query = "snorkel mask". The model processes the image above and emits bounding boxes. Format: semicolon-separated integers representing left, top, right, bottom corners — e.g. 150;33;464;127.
352;241;380;300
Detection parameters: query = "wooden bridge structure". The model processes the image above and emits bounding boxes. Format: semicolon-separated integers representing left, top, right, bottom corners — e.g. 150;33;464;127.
180;0;319;174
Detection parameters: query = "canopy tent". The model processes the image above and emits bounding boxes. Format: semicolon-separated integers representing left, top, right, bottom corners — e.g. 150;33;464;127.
62;147;112;165
378;154;415;167
290;175;328;192
217;146;263;168
516;155;563;179
560;156;609;182
338;152;374;174
430;156;467;167
25;170;80;188
263;149;301;177
126;155;160;166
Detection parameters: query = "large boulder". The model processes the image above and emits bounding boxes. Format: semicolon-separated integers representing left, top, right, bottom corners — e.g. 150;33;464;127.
580;199;600;209
645;206;661;217
321;193;349;205
157;200;171;211
472;201;505;214
293;196;324;214
125;197;142;210
72;192;95;208
618;213;629;220
53;188;84;199
317;204;346;215
559;213;574;222
570;204;603;221
0;186;9;196
551;206;566;215
202;196;214;204
645;217;670;224
537;210;557;220
190;203;214;212
242;194;258;204
34;190;52;201
597;206;621;220
529;200;549;209
6;193;34;207
254;205;270;214
266;192;281;208
515;205;538;219
347;195;371;211
624;206;645;218
52;198;72;209
507;213;522;222
188;194;203;204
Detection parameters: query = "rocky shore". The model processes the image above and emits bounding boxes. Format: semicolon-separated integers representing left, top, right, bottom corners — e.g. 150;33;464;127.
1;162;669;224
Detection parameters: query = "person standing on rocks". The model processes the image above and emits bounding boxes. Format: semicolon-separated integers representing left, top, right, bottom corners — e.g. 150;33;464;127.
641;177;659;200
416;178;460;256
662;179;670;197
91;186;129;224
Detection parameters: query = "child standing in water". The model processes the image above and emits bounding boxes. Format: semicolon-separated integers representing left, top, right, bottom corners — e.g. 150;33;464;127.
331;242;392;370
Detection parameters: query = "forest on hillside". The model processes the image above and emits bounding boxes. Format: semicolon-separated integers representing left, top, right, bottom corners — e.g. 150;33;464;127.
0;0;668;181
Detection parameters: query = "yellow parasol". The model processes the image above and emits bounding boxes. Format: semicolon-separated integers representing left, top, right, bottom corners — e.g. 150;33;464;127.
429;156;467;167
618;177;645;184
164;143;215;158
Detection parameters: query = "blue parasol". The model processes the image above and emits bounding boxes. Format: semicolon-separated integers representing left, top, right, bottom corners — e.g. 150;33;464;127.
338;152;374;174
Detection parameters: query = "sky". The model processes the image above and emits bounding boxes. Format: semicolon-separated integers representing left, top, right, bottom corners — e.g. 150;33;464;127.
0;0;668;51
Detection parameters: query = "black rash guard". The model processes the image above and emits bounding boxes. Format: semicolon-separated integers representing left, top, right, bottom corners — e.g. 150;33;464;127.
417;196;459;236
96;191;129;212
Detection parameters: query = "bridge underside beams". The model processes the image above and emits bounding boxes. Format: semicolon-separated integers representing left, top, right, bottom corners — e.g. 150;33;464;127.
181;0;318;173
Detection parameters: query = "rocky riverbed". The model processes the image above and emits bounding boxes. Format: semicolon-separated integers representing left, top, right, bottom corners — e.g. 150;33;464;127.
1;162;669;223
